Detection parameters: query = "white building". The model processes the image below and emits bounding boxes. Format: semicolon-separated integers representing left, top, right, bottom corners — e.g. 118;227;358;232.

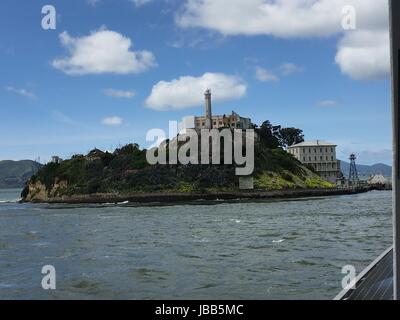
181;90;253;132
287;140;341;183
194;111;252;130
51;156;62;164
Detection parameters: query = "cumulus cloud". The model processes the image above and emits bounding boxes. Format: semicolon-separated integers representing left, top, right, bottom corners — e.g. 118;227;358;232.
279;63;304;76
335;30;390;80
87;0;153;7
145;72;247;111
102;116;123;126
317;100;337;107
130;0;153;7
177;0;388;37
255;67;278;82
103;88;136;98
4;86;37;100
86;0;100;6
176;0;390;80
52;28;156;75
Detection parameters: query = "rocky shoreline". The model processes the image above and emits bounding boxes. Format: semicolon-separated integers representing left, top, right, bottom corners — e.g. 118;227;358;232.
20;186;374;204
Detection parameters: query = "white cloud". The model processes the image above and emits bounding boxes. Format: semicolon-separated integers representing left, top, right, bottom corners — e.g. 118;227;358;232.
87;0;153;7
255;67;279;82
177;0;388;37
317;100;337;107
145;72;247;111
102;116;123;126
103;88;136;98
335;30;390;80
4;86;37;100
176;0;390;80
279;63;303;76
86;0;100;7
131;0;153;7
52;28;156;75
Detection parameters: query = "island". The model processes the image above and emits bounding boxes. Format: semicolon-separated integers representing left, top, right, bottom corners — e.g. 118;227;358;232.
21;117;371;204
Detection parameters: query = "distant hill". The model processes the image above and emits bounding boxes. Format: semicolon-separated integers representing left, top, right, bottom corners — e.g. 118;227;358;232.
0;160;43;189
340;161;392;177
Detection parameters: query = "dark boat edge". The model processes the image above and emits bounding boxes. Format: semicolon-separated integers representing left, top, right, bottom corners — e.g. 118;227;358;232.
334;247;394;300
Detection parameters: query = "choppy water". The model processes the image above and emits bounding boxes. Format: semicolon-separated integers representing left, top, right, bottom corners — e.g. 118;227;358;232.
0;188;392;300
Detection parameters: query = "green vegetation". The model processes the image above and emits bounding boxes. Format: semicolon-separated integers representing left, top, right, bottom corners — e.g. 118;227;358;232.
256;121;304;149
22;120;334;200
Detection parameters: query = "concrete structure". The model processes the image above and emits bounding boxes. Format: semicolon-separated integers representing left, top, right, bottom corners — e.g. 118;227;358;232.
287;140;341;183
51;156;62;164
239;176;254;190
194;90;253;130
180;90;254;132
204;89;212;129
194;112;252;130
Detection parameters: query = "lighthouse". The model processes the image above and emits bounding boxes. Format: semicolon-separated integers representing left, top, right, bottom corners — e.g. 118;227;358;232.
204;89;212;129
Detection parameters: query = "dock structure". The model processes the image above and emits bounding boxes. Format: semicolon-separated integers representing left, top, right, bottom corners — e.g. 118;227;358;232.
336;0;399;300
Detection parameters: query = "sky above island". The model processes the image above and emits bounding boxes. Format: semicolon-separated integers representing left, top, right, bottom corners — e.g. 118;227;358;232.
0;0;393;165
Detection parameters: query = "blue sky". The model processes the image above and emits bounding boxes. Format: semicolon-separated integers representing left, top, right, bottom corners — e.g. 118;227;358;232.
0;0;392;165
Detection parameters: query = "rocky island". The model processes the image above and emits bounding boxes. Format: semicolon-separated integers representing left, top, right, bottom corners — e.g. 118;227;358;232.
22;119;368;204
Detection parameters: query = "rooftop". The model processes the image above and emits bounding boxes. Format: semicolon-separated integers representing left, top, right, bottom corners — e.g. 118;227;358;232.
288;140;337;148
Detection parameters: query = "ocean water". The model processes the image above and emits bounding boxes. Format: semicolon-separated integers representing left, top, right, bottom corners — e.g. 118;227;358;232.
0;188;392;300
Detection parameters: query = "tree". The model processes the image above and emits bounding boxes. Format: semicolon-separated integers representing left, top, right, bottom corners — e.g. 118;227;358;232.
279;127;304;148
258;121;280;149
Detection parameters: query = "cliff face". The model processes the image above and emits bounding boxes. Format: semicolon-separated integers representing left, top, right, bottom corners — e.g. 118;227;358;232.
22;144;334;203
23;179;68;202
